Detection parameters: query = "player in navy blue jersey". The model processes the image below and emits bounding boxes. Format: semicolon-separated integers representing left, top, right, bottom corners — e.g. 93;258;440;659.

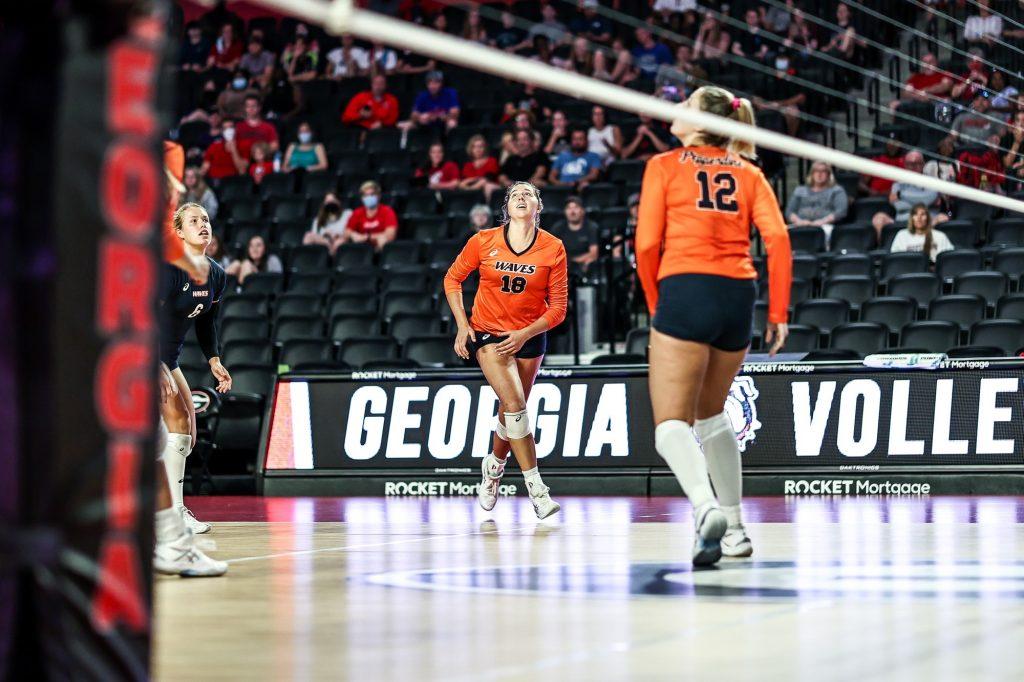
158;202;232;536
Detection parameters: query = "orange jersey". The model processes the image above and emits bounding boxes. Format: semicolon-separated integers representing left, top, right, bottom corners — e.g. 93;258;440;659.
444;227;568;334
636;146;792;324
162;140;185;263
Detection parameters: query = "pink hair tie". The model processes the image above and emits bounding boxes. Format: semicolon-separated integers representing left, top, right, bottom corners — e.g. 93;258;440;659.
731;98;742;111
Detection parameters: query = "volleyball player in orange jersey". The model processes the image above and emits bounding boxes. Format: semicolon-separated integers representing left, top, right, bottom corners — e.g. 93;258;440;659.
637;86;792;565
444;181;568;519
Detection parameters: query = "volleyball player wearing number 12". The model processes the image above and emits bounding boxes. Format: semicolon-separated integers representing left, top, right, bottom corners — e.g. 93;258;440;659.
444;181;568;519
637;87;792;565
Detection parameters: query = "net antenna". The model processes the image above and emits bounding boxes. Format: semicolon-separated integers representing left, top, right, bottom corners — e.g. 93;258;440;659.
249;0;1024;214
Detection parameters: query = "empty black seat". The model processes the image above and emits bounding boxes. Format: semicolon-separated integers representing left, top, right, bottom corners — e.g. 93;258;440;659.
334;242;375;268
900;320;960;353
788;227;826;253
829;322;888;357
286;272;332;296
953;271;1007;306
830;225;876;253
338;335;400;367
273;315;323;344
242;272;284;296
379;241;422;267
381;267;429;294
625;327;650;355
822;276;875;308
333;266;381;294
997;293;1024;319
791;254;819;282
970;319;1024;354
827;253;872;278
222;339;274;366
403;335;462;367
327;293;378;317
860;296;916;332
927;294;986;331
793;298;850;333
390;312;444;344
408;216;450;242
879;252;928;283
259;172;295;199
329;312;380;342
935;249;982;283
221;293;270;319
228;363;276;397
381;291;435;319
273;293;323;320
426;239;463;267
288;244;331;272
946;345;1005;358
280;338;334;367
781;324;819;352
221;317;271;344
988;219;1024;246
993;247;1024;283
888;273;940;307
270;197;308;222
937;220;979;249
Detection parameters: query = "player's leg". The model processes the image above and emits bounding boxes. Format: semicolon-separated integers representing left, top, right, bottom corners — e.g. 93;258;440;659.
160;367;210;534
476;346;558;519
153;418;226;577
696;346;753;558
648;328;726;565
481;358;539;510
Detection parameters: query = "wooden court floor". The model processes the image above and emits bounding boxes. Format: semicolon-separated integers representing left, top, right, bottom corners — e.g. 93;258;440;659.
154;495;1024;681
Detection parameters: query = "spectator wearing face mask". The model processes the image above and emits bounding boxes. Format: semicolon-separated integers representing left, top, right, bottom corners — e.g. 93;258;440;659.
342;180;398;251
216;71;259;119
304;192;352;256
282;122;328;172
201;120;248;180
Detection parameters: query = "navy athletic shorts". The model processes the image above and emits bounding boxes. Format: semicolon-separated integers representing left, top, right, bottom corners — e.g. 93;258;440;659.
652;274;757;352
469;330;547;359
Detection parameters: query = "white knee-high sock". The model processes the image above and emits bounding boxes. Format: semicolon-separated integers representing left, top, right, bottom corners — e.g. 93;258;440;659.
162;433;190;510
654;420;715;509
696;412;743;526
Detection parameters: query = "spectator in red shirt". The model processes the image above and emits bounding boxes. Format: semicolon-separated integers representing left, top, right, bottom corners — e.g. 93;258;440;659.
957;134;1006;191
950;51;990;104
459;134;501;199
860;136;906;196
201;120;248;180
341;74;400;130
414;142;461;190
207;23;243;73
342;180;398;250
236;95;279;153
249;142;275;184
889;53;953;111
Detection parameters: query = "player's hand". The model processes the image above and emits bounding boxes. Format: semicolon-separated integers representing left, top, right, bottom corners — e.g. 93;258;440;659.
495;329;528;356
159;362;178;404
454;326;477;360
765;322;789;357
210;358;232;393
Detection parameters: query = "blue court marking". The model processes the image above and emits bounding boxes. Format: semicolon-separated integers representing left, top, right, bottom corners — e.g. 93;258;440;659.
362;560;1024;602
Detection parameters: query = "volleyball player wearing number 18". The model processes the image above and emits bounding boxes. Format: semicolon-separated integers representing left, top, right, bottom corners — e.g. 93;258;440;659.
444;181;568;519
637;87;792;565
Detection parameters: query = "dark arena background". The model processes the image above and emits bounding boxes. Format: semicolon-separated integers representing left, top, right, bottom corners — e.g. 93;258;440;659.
3;0;1024;680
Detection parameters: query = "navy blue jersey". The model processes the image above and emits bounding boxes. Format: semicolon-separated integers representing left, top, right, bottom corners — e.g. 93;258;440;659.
159;258;227;369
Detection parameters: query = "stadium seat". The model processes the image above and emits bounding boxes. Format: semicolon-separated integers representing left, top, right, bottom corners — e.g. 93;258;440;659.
781;324;819;352
987;219;1024;247
228;364;277;397
225;200;262;223
280;339;334;368
993;247;1024;285
222;339;274;366
607;160;644;185
851;196;892;222
752;301;769;340
788;227;826;253
793;299;850;333
178;342;207;367
381;291;435;319
404;190;441;217
887;273;940;308
860;296;917;333
403;335;462;367
590;353;647;365
426;239;463;268
879;252;928;283
329;312;381;342
785;278;813;305
270;197;308;223
954;201;993;224
830;225;876;253
946;345;1005;358
821;275;875;308
997;293;1024;319
927;295;986;331
333;266;381;294
408;216;450;242
390;312;444;344
952;271;1007;307
582;183;620;211
879;223;902;250
791;254;820;283
302;170;336;198
334;242;376;269
216;175;255;204
286;272;332;296
970;319;1024;355
273;293;323;321
445;190;487;219
829;322;888;357
937;220;980;249
364;128;402;153
327;293;379;317
275;221;308;249
242;272;284;296
221;317;271;344
273;315;324;344
259;172;295;199
900;321;960;353
381;267;430;294
221;293;270;320
625;327;650;356
288;244;331;272
338;335;400;367
935;249;983;283
380;241;423;267
826;253;872;278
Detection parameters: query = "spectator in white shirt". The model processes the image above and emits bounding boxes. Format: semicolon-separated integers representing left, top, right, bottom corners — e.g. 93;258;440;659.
890;204;954;262
327;34;370;79
963;0;1003;46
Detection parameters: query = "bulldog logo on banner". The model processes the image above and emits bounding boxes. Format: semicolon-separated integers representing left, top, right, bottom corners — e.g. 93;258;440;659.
724;376;761;453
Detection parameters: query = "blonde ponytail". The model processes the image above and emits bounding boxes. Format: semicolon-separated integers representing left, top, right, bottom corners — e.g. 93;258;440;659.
684;86;758;160
726;97;757;160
